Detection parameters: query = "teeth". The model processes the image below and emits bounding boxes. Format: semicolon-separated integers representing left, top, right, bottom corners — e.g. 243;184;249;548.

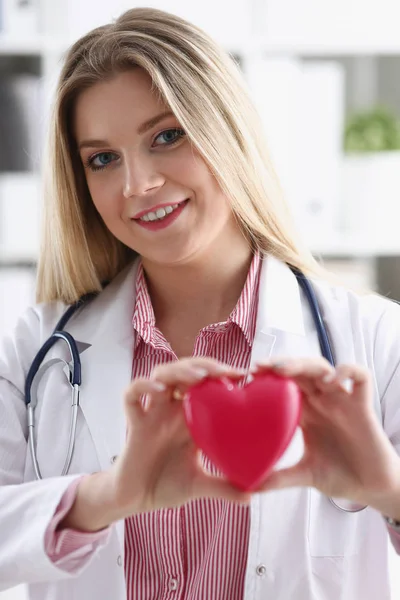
139;203;181;222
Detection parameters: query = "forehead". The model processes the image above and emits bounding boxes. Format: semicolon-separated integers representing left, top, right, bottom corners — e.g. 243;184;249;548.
73;69;168;141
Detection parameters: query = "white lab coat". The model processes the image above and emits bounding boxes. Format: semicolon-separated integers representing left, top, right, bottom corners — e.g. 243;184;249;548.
0;255;400;600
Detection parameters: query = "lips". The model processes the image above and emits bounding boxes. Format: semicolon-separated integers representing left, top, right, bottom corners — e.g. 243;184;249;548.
132;198;188;221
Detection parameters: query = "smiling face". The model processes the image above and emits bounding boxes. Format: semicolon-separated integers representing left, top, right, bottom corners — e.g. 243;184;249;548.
74;68;243;267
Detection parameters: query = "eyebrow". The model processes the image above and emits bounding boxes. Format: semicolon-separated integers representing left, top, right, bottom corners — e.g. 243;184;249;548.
78;111;175;150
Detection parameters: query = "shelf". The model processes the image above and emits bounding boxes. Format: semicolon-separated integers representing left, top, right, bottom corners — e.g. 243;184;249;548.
0;259;36;269
226;37;400;58
0;35;41;55
266;45;400;58
0;35;67;56
2;33;400;60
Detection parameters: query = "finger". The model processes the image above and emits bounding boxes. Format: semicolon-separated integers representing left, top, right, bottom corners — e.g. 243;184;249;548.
312;364;370;397
153;366;207;387
325;363;372;398
192;469;251;504
181;356;245;373
334;364;370;388
171;357;246;377
253;357;335;399
183;357;247;379
254;356;335;381
124;378;167;415
257;460;312;493
151;358;245;389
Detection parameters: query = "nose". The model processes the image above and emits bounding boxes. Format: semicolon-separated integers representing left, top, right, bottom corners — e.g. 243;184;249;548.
122;153;165;198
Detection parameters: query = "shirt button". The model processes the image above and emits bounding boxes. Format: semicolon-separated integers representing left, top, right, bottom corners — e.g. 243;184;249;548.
111;455;118;464
117;555;122;567
256;564;266;577
169;578;178;591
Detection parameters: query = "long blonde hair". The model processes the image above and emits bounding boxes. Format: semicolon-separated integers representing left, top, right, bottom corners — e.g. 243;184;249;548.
36;7;324;304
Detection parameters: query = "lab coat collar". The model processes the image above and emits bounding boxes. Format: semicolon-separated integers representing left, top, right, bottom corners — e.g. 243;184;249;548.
256;254;305;337
248;254;306;371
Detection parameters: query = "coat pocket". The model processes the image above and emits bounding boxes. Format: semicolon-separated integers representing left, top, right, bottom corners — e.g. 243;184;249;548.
308;489;361;557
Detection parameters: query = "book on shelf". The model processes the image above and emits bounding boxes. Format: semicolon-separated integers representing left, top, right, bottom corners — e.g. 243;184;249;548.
0;73;42;171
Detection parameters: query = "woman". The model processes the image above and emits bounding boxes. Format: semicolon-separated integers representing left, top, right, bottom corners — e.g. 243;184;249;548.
0;7;400;600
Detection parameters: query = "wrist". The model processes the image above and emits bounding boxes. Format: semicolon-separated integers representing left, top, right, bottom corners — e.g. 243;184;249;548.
366;466;400;524
60;472;125;533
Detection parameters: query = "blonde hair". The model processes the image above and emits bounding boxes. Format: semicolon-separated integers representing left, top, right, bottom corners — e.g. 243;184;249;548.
36;7;325;304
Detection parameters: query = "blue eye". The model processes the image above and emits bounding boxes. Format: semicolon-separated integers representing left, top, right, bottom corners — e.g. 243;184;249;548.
87;151;118;172
154;128;185;146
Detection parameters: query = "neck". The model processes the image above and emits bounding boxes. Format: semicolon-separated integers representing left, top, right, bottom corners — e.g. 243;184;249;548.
142;236;254;326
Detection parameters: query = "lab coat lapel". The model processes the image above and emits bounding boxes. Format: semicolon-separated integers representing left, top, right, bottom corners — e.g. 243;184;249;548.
250;255;308;475
70;262;139;470
250;255;306;368
67;261;139;550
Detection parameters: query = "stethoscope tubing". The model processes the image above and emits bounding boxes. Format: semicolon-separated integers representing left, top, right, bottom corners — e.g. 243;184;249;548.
24;296;89;480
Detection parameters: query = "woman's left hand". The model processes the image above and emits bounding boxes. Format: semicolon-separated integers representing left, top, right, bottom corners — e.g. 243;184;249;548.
255;357;400;513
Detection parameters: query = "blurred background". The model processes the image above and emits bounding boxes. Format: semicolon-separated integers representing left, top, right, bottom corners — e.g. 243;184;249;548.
1;0;400;597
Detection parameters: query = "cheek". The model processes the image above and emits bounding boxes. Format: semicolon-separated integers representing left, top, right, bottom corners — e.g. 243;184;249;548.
200;174;231;218
182;157;223;204
86;178;119;221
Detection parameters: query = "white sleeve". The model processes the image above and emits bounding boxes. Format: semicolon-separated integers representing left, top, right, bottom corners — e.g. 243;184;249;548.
370;300;400;555
0;307;106;589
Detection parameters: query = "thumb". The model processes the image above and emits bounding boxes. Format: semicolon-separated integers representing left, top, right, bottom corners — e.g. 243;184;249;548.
258;460;312;493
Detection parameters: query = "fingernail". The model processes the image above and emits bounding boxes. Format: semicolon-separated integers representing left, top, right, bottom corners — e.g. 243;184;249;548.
215;364;243;373
322;373;335;383
192;368;208;379
256;359;272;367
150;381;167;392
271;362;286;370
214;364;231;373
338;378;353;393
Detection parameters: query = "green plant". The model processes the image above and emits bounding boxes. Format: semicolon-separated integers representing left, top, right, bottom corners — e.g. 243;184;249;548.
344;106;400;153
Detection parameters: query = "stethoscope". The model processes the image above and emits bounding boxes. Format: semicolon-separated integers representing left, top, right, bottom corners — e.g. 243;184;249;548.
24;267;367;514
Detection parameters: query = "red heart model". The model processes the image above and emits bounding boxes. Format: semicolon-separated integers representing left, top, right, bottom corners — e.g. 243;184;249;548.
183;372;302;491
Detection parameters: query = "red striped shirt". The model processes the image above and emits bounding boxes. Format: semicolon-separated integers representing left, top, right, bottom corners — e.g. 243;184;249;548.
125;252;261;599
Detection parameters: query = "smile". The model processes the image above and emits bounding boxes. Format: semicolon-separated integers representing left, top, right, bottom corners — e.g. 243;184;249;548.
133;199;189;231
139;203;181;222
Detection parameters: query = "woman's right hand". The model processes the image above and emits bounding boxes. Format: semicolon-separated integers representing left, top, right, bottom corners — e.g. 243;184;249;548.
111;357;250;516
61;358;250;532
